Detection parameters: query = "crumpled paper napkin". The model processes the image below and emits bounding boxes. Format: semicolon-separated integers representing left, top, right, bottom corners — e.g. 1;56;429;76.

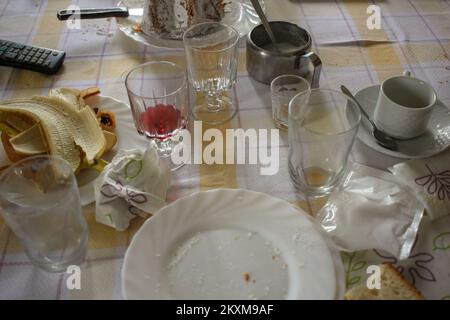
390;148;450;221
94;144;171;231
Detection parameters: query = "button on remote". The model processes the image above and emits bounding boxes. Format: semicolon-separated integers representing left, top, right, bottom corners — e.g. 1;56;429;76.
4;52;17;60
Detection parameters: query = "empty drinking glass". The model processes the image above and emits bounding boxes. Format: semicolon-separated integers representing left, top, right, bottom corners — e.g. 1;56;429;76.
183;22;239;124
0;155;88;272
288;89;361;196
271;75;310;129
125;61;188;171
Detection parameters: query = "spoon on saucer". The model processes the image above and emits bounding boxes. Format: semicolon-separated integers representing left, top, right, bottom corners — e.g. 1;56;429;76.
341;85;398;151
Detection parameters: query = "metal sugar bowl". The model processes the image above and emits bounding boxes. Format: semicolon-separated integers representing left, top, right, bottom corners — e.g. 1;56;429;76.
246;21;322;87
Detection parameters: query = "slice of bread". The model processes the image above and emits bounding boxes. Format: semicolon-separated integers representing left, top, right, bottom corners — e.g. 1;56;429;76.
345;263;425;300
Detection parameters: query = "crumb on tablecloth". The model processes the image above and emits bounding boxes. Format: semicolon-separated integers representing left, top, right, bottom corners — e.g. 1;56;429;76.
244;272;250;283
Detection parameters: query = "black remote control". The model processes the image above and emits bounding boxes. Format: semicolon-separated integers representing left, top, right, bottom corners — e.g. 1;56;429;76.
0;40;65;75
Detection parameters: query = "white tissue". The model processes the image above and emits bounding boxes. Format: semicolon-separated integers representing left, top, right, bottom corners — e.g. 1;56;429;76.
94;143;171;231
318;163;424;260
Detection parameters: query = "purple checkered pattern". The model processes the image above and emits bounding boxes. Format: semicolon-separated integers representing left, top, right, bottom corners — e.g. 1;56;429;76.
0;0;449;299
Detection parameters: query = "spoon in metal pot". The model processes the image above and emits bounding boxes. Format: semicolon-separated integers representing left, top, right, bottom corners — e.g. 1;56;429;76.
341;85;398;151
249;0;280;52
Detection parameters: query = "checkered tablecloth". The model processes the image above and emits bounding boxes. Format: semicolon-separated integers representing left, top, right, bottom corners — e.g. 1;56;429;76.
0;0;449;300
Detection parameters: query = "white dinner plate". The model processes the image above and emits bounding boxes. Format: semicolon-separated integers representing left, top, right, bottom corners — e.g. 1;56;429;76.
355;85;450;159
77;95;148;205
116;0;263;49
122;189;345;300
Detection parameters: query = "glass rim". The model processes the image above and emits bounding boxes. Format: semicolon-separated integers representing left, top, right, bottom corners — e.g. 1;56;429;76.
0;155;73;190
182;21;240;53
270;74;311;97
125;61;187;100
288;88;362;136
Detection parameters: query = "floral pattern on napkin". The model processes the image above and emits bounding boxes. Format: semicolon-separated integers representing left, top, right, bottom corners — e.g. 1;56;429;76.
415;165;450;201
390;148;450;221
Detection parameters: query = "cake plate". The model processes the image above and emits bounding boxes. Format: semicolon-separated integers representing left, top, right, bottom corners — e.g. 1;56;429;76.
116;0;264;49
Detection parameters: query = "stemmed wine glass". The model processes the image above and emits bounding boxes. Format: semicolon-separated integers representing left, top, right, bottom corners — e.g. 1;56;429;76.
183;22;239;124
125;61;188;171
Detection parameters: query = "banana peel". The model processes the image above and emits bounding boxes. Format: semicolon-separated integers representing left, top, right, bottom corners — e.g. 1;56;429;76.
79;157;108;173
0;86;115;174
1;127;116;174
4;123;116;158
49;86;101;111
80;87;101;99
0;122;19;137
1;129;111;173
2;113;34;132
1;131;30;162
9;122;48;155
103;130;117;152
0;96;106;171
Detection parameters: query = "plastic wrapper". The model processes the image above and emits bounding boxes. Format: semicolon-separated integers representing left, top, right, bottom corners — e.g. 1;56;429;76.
389;148;450;221
317;163;424;260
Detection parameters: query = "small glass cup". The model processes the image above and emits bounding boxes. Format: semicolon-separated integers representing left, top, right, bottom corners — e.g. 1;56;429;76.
0;155;88;272
271;75;310;129
125;61;188;171
288;89;361;196
183;22;239;124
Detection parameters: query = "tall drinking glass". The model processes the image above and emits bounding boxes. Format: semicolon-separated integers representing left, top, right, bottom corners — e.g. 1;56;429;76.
288;89;361;196
183;22;239;124
0;155;88;272
125;61;188;171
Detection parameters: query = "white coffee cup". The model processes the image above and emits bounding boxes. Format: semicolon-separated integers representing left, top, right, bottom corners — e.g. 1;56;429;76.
373;72;437;140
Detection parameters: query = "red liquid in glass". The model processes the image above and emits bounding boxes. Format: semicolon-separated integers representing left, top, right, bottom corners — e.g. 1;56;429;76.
140;104;184;140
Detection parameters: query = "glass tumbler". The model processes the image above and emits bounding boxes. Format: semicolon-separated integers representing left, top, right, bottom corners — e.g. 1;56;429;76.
183;22;239;124
288;89;361;196
271;75;310;129
0;155;88;272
